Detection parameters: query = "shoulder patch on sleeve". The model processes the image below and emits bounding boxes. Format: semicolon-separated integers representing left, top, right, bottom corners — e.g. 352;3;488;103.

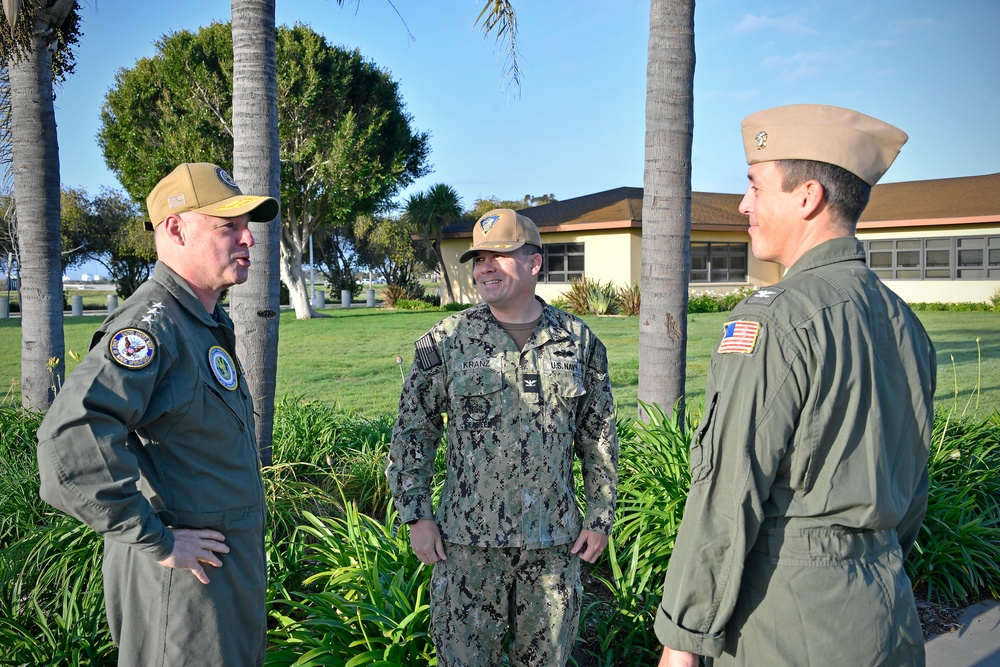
414;333;442;371
718;321;761;354
744;287;785;306
109;328;156;369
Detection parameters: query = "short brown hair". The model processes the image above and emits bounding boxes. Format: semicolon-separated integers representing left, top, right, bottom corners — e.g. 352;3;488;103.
777;159;871;229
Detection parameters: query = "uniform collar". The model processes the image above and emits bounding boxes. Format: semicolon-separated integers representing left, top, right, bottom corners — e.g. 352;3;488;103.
456;297;571;349
152;261;230;328
783;237;866;279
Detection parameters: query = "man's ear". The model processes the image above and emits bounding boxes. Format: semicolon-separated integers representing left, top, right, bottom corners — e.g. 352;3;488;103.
529;251;543;276
160;213;186;246
799;179;825;220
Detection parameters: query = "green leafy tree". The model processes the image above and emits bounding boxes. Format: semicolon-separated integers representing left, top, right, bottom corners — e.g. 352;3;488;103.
99;22;430;320
1;0;81;409
405;183;462;304
60;188;156;299
465;193;557;221
353;213;429;296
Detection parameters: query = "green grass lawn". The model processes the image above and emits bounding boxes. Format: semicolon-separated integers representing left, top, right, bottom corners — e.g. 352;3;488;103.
1;307;996;419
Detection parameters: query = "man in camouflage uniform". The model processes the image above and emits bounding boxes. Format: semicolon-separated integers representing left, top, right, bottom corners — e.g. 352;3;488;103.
37;163;278;666
388;208;619;667
655;105;936;666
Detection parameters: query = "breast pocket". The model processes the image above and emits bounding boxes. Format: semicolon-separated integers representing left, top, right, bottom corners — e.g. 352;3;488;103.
451;369;503;431
542;370;587;433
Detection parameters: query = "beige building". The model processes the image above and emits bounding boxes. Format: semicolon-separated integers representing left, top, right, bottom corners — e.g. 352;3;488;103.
439;173;1000;305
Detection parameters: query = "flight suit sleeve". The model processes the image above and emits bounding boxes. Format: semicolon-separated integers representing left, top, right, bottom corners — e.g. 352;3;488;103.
654;316;807;657
387;332;448;525
36;327;177;561
573;337;618;534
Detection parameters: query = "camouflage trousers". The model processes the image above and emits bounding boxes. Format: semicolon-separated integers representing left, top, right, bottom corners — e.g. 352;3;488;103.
430;542;582;667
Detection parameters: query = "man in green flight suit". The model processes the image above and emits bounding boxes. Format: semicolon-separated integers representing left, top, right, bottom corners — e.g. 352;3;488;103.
388;209;619;666
37;163;278;666
655;105;937;666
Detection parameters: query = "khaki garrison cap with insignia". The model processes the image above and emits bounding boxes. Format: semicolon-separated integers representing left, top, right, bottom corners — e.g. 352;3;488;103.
145;162;279;230
459;208;543;263
741;104;908;186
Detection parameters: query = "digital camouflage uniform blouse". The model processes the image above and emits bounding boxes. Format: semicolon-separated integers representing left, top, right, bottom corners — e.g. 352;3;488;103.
388;301;618;548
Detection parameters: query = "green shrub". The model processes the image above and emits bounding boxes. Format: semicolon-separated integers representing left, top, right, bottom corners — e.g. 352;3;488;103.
990;288;1000;312
442;301;474;312
382;282;425;307
617;283;641;317
687;290;720;313
267;506;434;667
586;280;619;315
909;301;993;312
0;407;47;546
394;298;438;311
564;277;594;315
908;411;1000;604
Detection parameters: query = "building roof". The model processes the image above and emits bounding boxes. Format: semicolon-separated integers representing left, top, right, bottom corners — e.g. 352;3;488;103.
860;172;1000;223
442;172;1000;238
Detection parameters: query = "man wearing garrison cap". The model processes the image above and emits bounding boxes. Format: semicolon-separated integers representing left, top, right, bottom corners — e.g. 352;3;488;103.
389;209;618;666
38;163;278;665
655;106;936;666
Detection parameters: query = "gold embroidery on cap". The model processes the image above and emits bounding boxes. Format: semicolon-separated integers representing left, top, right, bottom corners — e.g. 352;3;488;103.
755;131;768;150
215;196;259;212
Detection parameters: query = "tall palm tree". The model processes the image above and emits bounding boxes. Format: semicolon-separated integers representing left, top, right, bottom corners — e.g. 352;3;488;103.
2;0;79;410
230;0;287;466
226;1;521;461
405;183;462;305
638;0;695;420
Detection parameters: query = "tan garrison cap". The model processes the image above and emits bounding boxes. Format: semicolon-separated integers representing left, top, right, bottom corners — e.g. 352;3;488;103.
741;104;908;186
145;163;279;229
459;208;543;263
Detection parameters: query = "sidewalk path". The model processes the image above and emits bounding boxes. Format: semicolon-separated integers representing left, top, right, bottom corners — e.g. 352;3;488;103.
926;600;1000;666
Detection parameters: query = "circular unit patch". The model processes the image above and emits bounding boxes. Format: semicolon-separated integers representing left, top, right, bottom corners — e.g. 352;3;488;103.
109;329;155;369
208;346;238;391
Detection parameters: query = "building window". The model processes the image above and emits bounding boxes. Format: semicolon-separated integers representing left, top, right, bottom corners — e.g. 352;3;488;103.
690;242;748;283
862;235;1000;279
540;243;584;283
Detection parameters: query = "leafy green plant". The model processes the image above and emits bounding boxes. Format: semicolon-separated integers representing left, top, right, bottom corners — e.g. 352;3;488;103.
395;298;438;311
383;282;427;307
687;290;721;313
267;505;434;666
0;518;116;665
563;276;595;315
586;281;619;315
907;411;1000;604
612;402;695;588
0;407;48;546
616;283;641;317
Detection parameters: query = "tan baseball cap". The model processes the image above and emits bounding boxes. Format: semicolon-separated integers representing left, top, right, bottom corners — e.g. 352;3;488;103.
741;104;908;186
459;208;543;263
145;162;279;229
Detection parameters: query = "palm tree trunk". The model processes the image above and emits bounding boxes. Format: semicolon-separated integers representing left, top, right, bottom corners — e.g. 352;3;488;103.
9;17;64;410
230;0;281;465
638;0;695;420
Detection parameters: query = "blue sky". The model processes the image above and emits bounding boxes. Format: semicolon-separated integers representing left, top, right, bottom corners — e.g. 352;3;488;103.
55;0;998;264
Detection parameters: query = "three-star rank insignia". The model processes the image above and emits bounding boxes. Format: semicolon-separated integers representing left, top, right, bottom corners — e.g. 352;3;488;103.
479;214;500;236
110;329;155;369
208;346;239;391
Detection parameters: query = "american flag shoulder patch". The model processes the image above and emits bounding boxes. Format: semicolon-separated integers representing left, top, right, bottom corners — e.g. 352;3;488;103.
718;320;762;354
414;333;442;371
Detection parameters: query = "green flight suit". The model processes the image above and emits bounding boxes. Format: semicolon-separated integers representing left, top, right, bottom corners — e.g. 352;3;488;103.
655;238;936;666
388;300;618;666
37;261;267;667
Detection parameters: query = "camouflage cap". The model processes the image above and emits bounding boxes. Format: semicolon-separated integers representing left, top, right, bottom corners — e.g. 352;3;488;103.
145;162;279;229
459;208;542;263
741;104;908;186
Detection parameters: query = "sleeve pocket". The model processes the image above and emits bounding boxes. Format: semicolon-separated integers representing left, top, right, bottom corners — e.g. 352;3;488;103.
689;392;718;483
